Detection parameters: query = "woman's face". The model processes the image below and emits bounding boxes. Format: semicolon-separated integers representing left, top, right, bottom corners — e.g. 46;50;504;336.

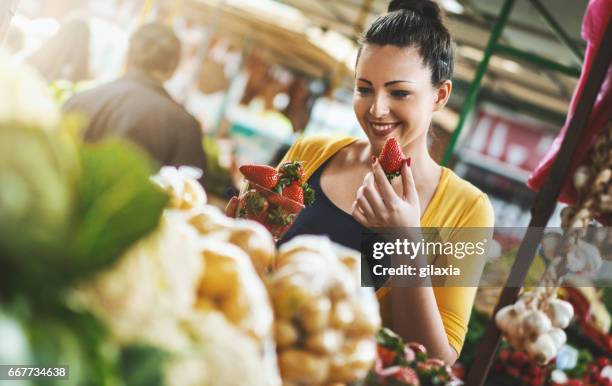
353;44;449;153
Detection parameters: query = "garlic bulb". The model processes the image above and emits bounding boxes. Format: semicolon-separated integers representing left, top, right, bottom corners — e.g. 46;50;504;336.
573;166;591;190
522;310;552;339
151;166;206;210
545;298;574;329
495;304;524;334
525;334;557;365
566;239;603;273
540;233;562;259
547;328;567;350
594;168;611;189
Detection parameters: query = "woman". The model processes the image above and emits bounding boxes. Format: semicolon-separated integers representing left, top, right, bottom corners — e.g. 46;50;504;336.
231;0;493;364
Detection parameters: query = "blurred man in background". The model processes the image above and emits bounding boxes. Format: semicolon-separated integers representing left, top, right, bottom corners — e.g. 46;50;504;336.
64;22;207;176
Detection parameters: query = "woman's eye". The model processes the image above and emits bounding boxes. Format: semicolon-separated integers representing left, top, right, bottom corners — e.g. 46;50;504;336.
391;90;411;98
356;87;372;95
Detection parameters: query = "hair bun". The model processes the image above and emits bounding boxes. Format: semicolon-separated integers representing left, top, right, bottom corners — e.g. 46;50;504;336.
388;0;443;23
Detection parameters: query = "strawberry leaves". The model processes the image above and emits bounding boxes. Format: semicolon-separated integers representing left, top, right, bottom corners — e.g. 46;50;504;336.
278;160;305;184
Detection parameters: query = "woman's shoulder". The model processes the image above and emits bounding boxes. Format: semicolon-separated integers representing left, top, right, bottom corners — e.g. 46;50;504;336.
280;134;359;178
442;167;486;199
289;134;359;156
436;167;495;227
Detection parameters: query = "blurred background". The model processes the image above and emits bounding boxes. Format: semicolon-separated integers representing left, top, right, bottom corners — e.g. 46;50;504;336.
1;0;589;230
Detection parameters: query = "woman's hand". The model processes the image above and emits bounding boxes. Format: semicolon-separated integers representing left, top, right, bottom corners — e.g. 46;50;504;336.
225;196;239;217
351;159;420;228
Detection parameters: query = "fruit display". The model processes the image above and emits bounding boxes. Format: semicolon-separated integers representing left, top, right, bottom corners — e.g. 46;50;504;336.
491;345;555;386
151;167;276;336
556;355;612;386
236;161;315;239
270;235;381;386
376;137;411;182
495;287;574;365
149;168;387;385
154;166;277;277
490;344;612;386
75;167;280;385
365;328;459;386
494;125;611;368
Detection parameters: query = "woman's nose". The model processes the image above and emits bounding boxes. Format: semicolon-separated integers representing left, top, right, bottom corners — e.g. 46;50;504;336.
369;94;390;117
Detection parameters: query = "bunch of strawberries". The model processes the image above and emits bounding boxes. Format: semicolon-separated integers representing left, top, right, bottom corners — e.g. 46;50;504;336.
366;328;457;386
237;160;315;237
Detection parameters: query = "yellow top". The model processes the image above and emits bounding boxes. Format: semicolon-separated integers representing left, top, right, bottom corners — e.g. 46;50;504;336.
281;134;495;354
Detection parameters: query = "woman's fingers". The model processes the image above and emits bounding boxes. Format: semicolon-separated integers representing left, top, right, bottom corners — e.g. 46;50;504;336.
363;172;386;213
225;196;239;216
355;184;377;221
372;159;398;204
401;161;418;203
351;200;369;226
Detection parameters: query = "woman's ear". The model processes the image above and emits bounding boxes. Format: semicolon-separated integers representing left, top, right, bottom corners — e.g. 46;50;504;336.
433;80;452;111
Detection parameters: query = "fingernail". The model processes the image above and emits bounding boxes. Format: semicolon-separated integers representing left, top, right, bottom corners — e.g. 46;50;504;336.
371;155;377;164
404;157;411;167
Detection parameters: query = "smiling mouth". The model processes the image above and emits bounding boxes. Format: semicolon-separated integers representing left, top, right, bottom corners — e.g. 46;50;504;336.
369;121;401;136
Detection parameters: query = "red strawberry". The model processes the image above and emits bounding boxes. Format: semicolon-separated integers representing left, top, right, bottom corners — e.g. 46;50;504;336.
499;349;511;362
282;181;304;204
239;164;279;189
451;363;466;379
377;346;397;367
531;375;544;386
529;366;542;377
278;160;305;184
268;182;305;214
506;367;520;378
511;351;528;366
378;137;409;182
269;196;303;214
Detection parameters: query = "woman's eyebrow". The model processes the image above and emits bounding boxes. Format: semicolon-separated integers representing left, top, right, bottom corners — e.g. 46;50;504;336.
384;80;415;86
356;78;415;86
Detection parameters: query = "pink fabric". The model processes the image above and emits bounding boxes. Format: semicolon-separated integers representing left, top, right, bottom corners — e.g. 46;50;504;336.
527;0;612;205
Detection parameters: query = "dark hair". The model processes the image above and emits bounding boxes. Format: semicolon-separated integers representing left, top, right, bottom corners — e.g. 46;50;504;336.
358;0;453;85
128;22;181;75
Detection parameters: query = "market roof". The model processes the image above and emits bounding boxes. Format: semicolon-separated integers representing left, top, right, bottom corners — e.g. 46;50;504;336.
273;0;587;124
176;0;589;131
175;0;353;79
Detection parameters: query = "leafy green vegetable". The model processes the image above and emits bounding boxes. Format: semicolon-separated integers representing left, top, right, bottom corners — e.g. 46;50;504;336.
0;131;168;298
67;139;168;280
119;345;167;386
